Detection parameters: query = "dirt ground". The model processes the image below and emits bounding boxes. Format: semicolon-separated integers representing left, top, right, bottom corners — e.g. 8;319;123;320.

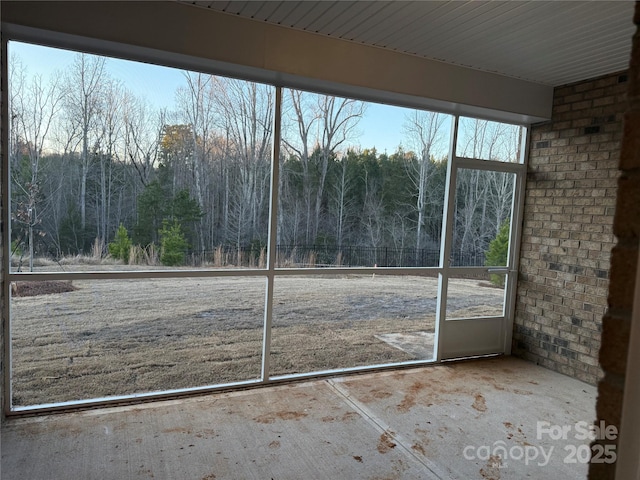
10;274;504;406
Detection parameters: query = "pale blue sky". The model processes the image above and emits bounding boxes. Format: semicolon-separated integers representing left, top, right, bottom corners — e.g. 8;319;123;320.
10;40;411;154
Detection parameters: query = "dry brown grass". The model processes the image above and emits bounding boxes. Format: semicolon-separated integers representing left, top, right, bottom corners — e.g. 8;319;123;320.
10;274;503;406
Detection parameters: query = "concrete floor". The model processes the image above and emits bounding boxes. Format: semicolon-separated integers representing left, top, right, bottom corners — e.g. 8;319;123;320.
1;357;597;480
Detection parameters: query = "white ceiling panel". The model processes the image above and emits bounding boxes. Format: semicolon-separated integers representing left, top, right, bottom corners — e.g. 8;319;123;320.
305;2;362;33
183;0;635;86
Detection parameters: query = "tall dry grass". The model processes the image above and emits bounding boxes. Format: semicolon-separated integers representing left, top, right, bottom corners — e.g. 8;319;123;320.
14;242;337;270
127;244;159;266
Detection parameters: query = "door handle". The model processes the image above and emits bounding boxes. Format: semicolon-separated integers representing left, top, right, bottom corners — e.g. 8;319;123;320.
487;268;510;274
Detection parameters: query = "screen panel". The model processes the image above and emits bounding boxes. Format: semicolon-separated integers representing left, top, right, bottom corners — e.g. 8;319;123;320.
270;274;438;377
11;277;266;406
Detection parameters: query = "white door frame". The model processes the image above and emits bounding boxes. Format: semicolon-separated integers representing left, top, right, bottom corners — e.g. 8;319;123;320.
436;118;528;360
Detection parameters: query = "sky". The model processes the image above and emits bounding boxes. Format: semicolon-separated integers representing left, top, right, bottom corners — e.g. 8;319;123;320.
9;40;418;155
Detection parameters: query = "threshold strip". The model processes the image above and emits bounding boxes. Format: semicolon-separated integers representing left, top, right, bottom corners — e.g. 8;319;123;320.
326;378;451;480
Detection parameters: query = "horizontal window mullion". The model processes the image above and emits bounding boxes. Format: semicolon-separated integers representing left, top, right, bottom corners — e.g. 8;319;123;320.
447;266;514;275
8;266;447;282
8;269;269;282
273;267;444;276
453;156;526;173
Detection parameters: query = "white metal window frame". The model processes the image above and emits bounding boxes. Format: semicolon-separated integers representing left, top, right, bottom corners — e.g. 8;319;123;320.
1;29;529;415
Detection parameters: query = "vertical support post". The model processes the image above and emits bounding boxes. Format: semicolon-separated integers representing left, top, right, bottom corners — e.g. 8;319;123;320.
503;126;530;355
28;208;33;272
435;115;458;362
261;85;282;382
2;35;12;415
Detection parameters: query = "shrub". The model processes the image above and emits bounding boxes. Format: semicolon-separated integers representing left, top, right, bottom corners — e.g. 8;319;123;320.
108;224;132;263
485;220;510;287
11;239;23;256
159;220;188;266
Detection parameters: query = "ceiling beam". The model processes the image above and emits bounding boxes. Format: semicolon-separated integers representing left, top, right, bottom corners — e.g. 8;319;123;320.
2;1;553;123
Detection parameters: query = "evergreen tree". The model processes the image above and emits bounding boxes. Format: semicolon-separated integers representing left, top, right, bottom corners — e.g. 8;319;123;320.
159;220;188;266
134;180;168;246
485;220;510;286
168;189;203;249
108;224;132;263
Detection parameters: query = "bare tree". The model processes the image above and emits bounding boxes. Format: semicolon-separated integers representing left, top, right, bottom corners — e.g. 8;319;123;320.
8;57;26;172
214;77;273;245
282;91;365;244
124;93;164;187
10;59;63;269
488;171;514;234
329;153;357;248
403;110;448;253
176;72;218;253
281;90;315;244
454;168;489;260
63;53;107;231
94;79;126;244
361;168;384;250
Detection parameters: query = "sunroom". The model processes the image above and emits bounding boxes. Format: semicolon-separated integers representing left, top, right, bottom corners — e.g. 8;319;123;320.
1;2;638;479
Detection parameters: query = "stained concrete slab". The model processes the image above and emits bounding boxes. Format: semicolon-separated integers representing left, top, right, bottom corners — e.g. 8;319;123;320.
1;357;597;480
375;331;435;359
331;357;597;479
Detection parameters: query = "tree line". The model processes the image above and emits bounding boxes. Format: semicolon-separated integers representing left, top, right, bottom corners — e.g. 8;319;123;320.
9;49;517;267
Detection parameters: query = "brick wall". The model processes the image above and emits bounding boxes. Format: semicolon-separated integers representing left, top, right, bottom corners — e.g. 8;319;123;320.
513;71;628;385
